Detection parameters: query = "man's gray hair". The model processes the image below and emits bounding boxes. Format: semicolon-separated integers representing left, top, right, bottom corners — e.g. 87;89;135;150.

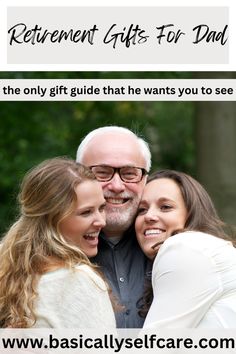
76;126;151;172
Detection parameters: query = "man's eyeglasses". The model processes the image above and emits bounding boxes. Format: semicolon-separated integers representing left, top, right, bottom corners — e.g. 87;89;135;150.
90;165;148;183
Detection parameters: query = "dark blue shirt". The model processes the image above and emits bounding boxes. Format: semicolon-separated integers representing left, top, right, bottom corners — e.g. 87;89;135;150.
92;227;151;328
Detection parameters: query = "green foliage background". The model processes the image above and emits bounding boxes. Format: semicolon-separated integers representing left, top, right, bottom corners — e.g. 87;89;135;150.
0;71;195;235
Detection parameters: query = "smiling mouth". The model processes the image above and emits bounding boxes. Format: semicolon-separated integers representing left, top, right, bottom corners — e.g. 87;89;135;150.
144;228;166;237
105;197;129;206
83;232;99;242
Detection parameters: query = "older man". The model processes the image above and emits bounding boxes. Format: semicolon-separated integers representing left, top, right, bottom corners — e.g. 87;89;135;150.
76;126;152;328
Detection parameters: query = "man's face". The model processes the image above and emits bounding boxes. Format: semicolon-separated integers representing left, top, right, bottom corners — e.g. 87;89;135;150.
80;133;147;236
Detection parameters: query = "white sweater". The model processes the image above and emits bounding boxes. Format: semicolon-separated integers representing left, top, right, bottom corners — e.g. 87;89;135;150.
34;264;116;328
144;231;236;328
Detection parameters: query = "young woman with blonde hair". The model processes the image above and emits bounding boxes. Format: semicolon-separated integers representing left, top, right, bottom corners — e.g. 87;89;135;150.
0;157;115;328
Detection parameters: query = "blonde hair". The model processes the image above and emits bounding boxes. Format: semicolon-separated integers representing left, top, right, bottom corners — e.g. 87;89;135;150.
0;157;98;328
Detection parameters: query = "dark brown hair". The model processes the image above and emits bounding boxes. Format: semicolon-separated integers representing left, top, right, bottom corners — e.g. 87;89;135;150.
148;169;234;243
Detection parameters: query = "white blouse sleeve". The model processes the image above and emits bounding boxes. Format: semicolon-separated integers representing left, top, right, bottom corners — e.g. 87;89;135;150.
143;233;222;328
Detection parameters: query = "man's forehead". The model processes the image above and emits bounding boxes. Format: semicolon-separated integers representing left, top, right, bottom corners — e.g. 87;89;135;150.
84;155;145;168
81;133;145;165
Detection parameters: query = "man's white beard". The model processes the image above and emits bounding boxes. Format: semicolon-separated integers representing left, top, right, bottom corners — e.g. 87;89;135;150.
103;199;139;235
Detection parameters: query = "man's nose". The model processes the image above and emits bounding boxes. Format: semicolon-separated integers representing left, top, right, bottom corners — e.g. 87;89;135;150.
107;172;126;193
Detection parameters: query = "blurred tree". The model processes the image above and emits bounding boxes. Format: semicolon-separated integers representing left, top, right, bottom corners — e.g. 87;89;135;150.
194;72;236;230
195;103;236;229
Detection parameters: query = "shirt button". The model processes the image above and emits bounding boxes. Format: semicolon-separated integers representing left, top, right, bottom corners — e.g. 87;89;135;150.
119;277;125;282
125;309;130;315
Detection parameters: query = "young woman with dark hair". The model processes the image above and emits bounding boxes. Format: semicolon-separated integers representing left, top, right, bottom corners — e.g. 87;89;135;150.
136;170;236;328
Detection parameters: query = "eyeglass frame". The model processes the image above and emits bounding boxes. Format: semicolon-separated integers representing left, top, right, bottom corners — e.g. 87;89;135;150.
89;165;148;183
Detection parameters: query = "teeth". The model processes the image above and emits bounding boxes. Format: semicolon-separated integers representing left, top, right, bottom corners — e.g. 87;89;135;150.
106;198;127;204
84;232;99;240
145;229;164;236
